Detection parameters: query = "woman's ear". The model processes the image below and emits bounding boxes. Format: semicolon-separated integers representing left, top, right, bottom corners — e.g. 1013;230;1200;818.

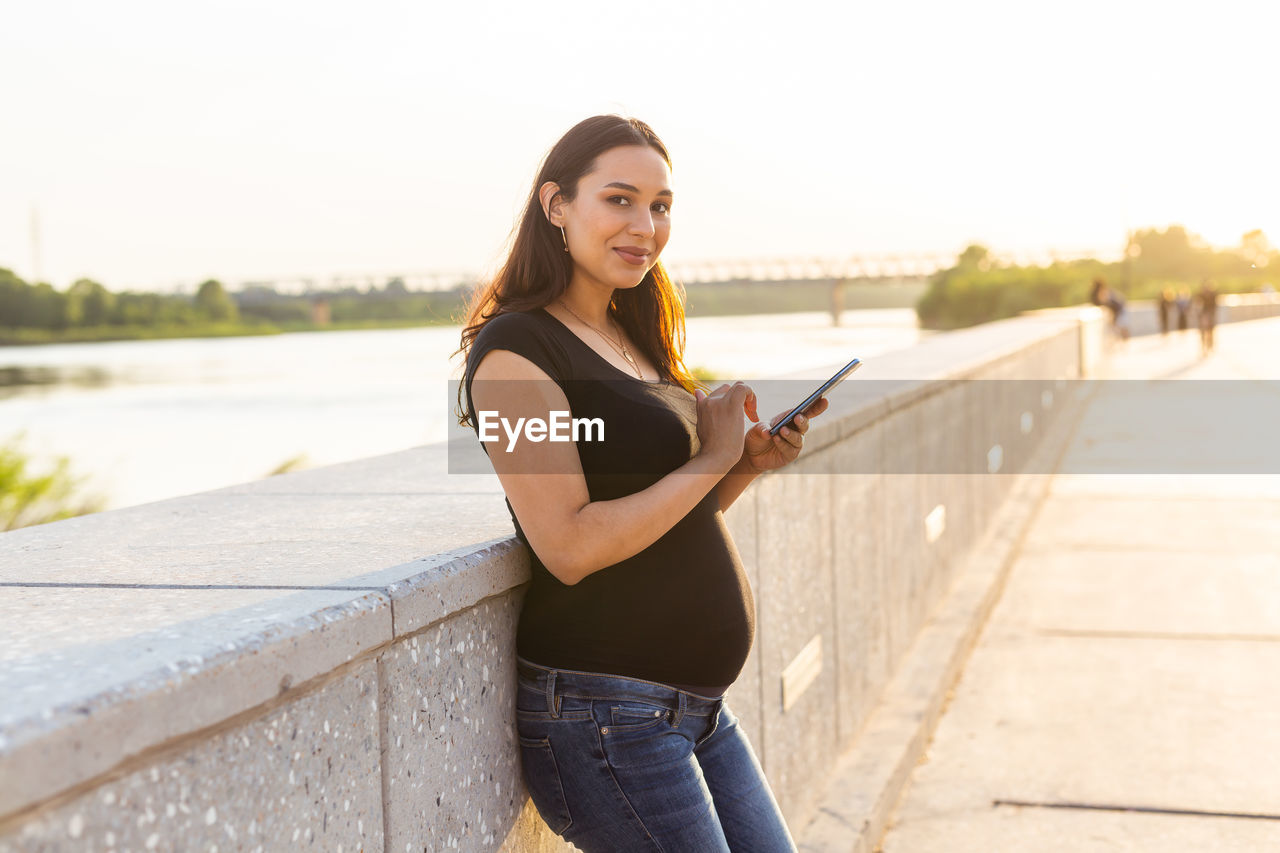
539;181;564;226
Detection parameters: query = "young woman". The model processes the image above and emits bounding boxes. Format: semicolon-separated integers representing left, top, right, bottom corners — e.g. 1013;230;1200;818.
454;115;827;851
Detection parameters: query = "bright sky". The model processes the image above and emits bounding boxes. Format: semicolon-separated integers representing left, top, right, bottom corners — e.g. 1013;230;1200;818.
3;0;1276;292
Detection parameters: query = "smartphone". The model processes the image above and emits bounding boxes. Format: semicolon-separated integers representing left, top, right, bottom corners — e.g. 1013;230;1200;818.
768;357;862;437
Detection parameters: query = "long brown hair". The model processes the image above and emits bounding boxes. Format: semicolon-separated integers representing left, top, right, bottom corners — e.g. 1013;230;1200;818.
453;115;703;428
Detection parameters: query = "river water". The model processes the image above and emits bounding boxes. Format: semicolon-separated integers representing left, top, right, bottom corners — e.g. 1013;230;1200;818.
1;309;924;511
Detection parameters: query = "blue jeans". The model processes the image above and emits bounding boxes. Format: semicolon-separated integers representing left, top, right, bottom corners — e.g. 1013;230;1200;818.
514;656;798;852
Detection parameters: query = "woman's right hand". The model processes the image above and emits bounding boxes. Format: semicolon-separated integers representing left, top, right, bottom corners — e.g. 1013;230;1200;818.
694;382;759;471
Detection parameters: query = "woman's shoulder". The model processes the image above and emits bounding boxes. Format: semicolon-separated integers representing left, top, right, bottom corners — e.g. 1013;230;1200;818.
471;309;557;350
468;308;571;381
476;308;548;335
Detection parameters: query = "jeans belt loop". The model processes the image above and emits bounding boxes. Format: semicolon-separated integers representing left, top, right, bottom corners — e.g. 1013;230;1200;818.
672;690;687;727
546;669;559;718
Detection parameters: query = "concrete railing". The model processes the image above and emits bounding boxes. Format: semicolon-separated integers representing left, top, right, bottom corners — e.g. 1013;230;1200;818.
2;298;1271;851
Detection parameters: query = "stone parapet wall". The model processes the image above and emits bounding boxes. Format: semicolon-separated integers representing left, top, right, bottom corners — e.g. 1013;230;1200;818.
11;301;1259;850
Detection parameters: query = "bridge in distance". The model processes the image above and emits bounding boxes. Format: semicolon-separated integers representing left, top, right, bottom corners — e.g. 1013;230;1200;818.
230;247;1114;296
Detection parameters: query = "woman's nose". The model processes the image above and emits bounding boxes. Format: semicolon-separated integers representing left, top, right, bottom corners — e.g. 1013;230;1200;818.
629;210;655;238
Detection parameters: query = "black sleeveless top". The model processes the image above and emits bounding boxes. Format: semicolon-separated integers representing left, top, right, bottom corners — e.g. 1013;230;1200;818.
463;307;755;697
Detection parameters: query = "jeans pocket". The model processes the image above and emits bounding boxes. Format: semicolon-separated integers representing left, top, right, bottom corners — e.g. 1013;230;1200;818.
600;704;689;770
517;735;574;835
607;702;671;733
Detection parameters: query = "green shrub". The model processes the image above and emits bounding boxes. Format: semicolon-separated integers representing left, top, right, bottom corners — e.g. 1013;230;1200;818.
0;431;106;530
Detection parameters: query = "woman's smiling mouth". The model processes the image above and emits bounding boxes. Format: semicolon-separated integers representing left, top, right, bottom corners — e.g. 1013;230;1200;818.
613;247;650;265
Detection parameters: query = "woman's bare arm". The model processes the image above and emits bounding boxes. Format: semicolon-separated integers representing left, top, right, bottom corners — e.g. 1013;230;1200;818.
470;349;739;586
715;454;762;513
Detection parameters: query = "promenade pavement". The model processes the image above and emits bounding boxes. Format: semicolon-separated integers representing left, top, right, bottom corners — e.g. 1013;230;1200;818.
877;318;1280;851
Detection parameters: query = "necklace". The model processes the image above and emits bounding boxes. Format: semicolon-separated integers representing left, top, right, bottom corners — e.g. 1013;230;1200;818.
555;298;644;379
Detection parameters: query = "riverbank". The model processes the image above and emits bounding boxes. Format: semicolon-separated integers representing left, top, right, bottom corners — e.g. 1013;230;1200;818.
0;317;458;347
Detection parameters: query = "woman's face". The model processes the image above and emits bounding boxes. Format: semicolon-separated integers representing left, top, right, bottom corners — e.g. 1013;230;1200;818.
551;145;673;293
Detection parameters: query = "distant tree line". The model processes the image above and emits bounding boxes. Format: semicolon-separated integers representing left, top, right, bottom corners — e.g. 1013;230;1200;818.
237;278;470;325
0;270;244;331
916;226;1278;329
0;272;475;343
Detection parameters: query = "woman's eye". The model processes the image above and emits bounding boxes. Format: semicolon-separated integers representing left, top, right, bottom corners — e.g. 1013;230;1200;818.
609;196;669;214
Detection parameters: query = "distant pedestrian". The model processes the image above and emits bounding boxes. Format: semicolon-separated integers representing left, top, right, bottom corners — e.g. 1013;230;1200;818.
1090;278;1109;312
1175;288;1192;333
1158;287;1174;336
1090;277;1129;341
1197;279;1218;355
1111;290;1130;340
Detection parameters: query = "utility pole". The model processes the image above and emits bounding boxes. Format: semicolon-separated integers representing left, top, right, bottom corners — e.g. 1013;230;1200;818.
30;203;43;284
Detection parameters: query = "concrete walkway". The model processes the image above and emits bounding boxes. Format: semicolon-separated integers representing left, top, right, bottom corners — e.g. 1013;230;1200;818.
878;320;1280;851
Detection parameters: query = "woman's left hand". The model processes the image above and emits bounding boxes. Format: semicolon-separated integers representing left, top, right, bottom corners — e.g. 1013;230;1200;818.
741;396;830;473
